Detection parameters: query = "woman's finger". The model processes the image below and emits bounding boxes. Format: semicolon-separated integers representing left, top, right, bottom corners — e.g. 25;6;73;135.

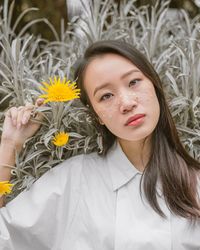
18;99;45;124
21;110;32;125
8;107;18;126
24;102;35;110
28;98;45;122
35;98;44;107
16;108;25;129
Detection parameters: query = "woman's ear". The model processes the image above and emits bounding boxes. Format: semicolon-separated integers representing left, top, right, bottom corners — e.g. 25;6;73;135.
98;117;104;125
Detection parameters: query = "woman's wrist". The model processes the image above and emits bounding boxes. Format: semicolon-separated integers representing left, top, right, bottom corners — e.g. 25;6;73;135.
0;139;18;181
0;138;23;153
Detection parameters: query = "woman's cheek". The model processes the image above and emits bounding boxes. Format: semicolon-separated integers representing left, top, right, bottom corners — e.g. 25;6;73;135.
139;89;158;105
96;105;117;123
99;110;114;121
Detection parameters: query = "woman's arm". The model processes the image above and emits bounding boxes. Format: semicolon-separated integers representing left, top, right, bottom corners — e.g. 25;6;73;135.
0;99;44;207
0;141;22;207
0;152;83;250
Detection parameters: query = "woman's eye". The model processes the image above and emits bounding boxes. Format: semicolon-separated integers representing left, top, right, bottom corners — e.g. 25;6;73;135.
100;93;113;101
129;79;140;86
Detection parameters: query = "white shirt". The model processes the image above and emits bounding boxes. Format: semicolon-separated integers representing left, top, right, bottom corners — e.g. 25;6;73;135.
0;141;200;250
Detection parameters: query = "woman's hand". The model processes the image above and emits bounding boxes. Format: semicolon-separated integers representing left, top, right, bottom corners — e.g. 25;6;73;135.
1;99;44;151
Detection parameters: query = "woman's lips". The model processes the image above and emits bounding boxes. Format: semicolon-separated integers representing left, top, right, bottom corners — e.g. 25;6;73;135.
125;114;145;126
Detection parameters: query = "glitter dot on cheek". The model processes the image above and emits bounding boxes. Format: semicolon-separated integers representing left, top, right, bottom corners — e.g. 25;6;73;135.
118;92;138;104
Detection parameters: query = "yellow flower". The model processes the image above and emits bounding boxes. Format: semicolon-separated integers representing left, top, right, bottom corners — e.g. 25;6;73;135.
52;132;69;147
39;76;80;103
0;181;13;195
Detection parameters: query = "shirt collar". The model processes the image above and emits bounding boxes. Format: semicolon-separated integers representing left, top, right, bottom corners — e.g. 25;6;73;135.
106;140;142;192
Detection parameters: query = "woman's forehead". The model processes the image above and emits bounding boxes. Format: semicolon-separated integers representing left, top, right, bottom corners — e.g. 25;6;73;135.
84;53;140;81
89;53;135;67
83;55;145;98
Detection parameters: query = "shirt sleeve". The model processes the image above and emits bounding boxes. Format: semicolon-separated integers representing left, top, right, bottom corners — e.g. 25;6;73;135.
0;154;83;250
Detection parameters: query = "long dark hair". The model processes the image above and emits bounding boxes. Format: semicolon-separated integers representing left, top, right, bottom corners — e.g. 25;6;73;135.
74;40;200;219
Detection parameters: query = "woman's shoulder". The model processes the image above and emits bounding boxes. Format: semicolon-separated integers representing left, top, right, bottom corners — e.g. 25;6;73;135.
52;151;107;187
4;152;101;208
50;150;103;178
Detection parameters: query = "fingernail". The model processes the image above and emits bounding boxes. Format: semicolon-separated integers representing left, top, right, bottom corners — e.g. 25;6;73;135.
38;98;44;104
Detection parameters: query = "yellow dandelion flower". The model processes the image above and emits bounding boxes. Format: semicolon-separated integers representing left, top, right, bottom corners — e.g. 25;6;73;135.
0;181;13;195
52;131;69;147
39;76;80;103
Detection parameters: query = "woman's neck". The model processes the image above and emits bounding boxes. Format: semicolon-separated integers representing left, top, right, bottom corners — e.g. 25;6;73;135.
117;136;152;172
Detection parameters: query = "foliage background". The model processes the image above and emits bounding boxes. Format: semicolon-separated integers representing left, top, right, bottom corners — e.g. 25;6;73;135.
0;0;200;202
2;0;200;41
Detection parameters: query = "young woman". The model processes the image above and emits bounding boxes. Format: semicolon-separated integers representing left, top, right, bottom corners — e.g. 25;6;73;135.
0;40;199;250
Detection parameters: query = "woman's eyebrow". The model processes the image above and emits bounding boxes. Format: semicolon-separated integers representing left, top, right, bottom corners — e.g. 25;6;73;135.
120;69;140;80
93;83;112;97
93;69;140;96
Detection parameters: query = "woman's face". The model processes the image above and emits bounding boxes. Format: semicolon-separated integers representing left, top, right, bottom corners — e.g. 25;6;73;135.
83;53;160;142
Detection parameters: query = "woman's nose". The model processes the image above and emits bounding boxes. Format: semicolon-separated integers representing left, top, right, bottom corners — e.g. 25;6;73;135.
119;93;138;114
